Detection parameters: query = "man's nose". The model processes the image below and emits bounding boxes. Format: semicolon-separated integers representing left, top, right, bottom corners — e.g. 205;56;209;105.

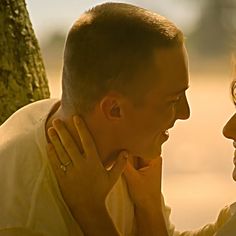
176;94;190;120
223;113;236;140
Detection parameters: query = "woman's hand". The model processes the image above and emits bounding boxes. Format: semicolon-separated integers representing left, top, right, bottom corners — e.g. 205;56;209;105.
124;156;162;210
123;157;168;236
46;116;127;236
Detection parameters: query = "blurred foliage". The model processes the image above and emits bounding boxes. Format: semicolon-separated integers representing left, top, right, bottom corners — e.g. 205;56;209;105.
189;0;236;57
41;32;65;70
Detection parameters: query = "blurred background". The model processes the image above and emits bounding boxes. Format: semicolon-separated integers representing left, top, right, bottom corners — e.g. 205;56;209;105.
26;0;236;231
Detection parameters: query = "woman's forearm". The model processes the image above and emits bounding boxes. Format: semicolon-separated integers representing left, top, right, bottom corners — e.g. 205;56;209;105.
135;207;169;236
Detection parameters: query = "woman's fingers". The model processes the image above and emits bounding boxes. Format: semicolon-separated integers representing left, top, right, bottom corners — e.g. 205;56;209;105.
73;116;98;159
108;151;128;187
52;119;83;163
123;158;140;183
49;117;128;188
46;142;64;179
47;127;71;166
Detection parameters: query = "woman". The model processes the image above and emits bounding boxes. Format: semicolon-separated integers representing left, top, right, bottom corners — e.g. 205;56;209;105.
223;79;236;183
47;79;236;236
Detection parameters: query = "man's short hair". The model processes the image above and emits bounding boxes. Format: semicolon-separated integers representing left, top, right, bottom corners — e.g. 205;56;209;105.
61;2;184;114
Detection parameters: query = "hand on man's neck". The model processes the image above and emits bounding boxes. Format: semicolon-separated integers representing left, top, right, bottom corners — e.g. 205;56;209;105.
45;104;86;155
45;103;118;168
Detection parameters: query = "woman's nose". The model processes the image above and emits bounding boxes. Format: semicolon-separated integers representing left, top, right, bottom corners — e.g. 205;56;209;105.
223;113;236;140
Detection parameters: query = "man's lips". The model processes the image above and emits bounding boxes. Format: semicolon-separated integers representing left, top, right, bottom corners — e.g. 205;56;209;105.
160;130;169;143
161;123;174;135
233;141;236;149
162;130;169;137
160;122;175;143
234;152;236;166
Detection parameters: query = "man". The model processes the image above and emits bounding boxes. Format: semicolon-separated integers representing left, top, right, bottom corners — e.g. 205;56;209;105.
0;2;235;236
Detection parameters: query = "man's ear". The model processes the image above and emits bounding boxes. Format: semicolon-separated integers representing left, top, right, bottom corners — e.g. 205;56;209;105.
100;96;123;120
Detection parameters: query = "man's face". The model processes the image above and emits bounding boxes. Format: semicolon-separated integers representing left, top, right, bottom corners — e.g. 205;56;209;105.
119;45;190;159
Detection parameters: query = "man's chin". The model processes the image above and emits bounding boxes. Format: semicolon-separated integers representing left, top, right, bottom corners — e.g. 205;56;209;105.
151;146;162;158
139;147;162;160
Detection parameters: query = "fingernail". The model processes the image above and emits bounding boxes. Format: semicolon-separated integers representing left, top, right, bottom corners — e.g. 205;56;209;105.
52;119;61;126
73;116;80;124
48;128;56;136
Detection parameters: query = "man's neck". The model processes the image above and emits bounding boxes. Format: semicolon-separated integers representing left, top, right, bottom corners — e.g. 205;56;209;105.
45;103;115;167
45;104;83;151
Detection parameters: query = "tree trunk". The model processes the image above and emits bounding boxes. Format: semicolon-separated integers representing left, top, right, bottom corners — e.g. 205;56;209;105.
0;0;50;125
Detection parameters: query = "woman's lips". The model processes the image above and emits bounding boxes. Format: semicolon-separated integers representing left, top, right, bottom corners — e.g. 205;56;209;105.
233;141;236;148
160;130;169;143
233;148;236;165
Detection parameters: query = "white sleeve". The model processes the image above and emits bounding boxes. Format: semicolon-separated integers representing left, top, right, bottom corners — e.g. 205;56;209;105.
162;196;233;236
214;202;236;236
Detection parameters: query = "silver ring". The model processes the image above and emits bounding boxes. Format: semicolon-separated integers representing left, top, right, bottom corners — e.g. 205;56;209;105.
60;160;72;172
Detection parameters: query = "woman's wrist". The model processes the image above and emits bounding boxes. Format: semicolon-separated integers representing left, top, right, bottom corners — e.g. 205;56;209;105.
72;202;121;236
135;205;168;236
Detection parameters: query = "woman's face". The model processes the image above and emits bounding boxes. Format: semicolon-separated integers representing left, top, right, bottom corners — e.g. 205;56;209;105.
223;81;236;180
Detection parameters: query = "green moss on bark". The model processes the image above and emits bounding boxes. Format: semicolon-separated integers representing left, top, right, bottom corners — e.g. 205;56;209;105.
0;0;50;124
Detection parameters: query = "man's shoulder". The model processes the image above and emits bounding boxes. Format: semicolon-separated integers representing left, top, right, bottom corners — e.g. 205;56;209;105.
0;99;60;228
0;98;59;152
0;98;58;133
0;98;60;176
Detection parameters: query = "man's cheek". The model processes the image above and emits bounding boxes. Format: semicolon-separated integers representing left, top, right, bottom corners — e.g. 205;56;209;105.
162;109;176;127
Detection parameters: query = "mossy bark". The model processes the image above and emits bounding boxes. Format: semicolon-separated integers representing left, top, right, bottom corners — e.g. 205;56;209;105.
0;0;50;125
